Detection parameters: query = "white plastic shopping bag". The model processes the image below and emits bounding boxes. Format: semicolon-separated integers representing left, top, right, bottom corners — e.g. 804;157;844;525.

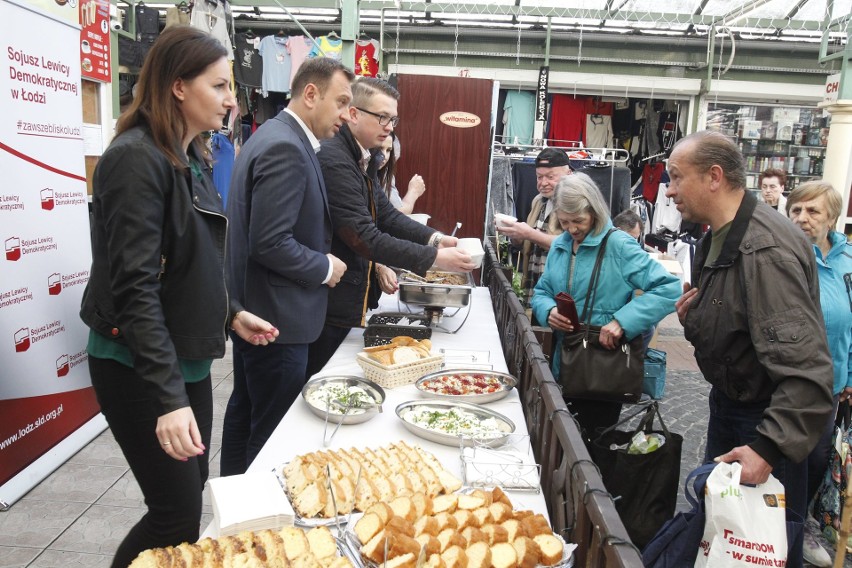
694;461;787;567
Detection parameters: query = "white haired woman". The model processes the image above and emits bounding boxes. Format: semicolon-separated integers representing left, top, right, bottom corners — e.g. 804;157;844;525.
531;172;681;442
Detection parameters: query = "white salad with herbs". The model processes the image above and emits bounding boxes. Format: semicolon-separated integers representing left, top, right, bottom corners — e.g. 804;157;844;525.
403;406;506;439
305;382;374;415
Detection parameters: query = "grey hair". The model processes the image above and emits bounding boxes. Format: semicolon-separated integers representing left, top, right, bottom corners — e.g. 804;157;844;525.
786;180;842;227
553;172;611;236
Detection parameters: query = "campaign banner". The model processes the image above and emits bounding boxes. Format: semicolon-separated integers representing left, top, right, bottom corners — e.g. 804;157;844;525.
0;0;99;503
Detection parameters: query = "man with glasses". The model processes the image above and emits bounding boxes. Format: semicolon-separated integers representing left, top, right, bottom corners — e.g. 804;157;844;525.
306;77;475;377
496;148;572;311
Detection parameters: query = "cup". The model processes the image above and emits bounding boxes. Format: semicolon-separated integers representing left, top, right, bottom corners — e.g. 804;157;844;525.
494;213;517;228
457;238;485;269
407;213;430;225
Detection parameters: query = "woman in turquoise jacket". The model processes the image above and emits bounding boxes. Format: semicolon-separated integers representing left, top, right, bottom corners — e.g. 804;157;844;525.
786;181;852;566
531;172;681;442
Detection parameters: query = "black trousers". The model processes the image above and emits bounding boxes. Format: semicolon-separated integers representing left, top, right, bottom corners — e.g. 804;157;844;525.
89;356;212;568
565;397;623;445
305;323;352;379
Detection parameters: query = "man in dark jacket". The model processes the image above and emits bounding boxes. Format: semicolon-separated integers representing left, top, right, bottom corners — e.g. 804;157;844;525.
306;78;475;377
669;131;833;567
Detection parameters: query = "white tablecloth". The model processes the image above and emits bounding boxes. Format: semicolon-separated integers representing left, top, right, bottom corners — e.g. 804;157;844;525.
248;287;547;514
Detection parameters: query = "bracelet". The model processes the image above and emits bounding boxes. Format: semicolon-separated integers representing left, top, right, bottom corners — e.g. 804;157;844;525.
429;232;444;248
230;311;243;330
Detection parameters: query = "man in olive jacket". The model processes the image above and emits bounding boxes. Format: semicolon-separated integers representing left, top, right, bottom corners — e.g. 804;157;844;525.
306;78;475;377
669;131;833;566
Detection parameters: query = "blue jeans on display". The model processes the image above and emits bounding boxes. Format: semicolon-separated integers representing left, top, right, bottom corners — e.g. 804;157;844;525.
220;334;309;476
89;356;212;568
705;388;805;568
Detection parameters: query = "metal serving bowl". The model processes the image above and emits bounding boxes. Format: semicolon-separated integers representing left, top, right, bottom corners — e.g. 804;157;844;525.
300;376;385;425
415;369;517;404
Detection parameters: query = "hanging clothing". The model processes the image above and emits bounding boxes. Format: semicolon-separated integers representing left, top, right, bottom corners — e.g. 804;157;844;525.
652;176;681;234
585;114;613;148
211;132;235;207
579;165;631;218
354;39;380;77
258;35;291;96
657;111;682;151
487;156;515;236
584;98;614;116
189;0;233;60
117;3;159;67
232;33;262;88
547;95;588;146
642;101;662;157
287;36;313;87
503;91;536;146
308;36;343;60
511;161;538;225
164;6;190;28
641;162;666;203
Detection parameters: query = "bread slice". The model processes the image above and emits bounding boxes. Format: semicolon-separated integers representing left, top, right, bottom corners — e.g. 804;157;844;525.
452;509;477;531
411;491;433;518
437;527;467;552
427;553;448;568
489;542;518;568
432;494;459;515
390;495;418;523
532;534;563;566
291;551;324;568
406;471;428;495
457;494;487;511
254;529;286;564
512;536;541;568
490;487;513;508
488;503;513;524
415;534;442;558
328;557;354;568
280;526;311;561
355;512;385;544
306;527;338;562
231;550;267;568
219;535;249;558
465;541;492;568
441;545;468;568
433;512;459;532
362;529;389;564
470;489;493;507
419;465;443;497
471;507;494;527
386;515;416;538
414;515;441;537
175;542;204;567
294;480;328;518
364;501;395;525
386;552;417;568
392;346;422;364
519;514;551;538
460;527;487;546
354;475;380;512
481;524;509;545
437;470;463;493
501;519;525;543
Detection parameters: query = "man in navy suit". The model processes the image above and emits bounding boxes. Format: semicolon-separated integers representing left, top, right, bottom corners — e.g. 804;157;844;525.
221;58;355;475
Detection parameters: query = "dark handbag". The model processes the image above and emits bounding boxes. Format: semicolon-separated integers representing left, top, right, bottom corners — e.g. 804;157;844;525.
589;402;683;549
559;229;644;403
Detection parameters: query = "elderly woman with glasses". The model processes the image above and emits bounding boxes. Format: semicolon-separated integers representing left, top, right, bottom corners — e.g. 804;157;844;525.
786;181;852;567
531;173;681;443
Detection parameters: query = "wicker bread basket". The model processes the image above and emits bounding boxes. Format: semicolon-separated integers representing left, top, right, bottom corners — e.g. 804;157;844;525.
355;352;444;389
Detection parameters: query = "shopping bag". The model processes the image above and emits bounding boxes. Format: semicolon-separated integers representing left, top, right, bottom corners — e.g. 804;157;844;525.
642;463;716;567
813;407;852;548
695;462;788;568
589;401;682;548
559;326;644;403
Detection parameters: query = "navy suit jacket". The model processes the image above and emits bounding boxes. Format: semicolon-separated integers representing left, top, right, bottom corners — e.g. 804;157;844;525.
226;111;332;344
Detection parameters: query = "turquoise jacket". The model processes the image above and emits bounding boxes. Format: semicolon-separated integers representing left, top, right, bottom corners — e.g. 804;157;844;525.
531;221;681;375
815;231;852;396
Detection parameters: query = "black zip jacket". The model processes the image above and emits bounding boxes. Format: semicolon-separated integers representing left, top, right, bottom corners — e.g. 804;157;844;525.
80;126;241;414
318;124;436;328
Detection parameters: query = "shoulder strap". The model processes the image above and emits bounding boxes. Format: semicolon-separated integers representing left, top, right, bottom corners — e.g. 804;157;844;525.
578;228;616;324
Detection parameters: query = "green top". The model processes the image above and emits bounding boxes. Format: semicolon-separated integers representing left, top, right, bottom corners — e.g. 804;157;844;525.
705;221;732;267
87;329;212;383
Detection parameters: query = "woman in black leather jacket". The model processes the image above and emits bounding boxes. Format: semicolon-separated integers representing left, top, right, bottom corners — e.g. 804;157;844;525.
79;27;277;567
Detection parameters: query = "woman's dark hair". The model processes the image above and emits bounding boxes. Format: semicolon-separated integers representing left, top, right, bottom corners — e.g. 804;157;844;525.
115;26;227;168
378;131;398;198
758;168;787;189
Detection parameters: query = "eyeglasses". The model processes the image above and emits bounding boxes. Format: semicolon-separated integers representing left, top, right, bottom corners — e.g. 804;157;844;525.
355;107;400;127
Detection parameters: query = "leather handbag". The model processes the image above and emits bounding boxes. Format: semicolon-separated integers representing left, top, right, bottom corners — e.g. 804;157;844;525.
559;229;644;403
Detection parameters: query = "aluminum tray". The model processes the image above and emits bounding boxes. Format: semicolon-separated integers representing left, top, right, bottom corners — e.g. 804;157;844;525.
415;369;517;404
301;376;385;425
398;271;474;308
395;400;515;447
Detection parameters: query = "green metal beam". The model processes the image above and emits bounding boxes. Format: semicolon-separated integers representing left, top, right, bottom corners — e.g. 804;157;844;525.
341;0;357;71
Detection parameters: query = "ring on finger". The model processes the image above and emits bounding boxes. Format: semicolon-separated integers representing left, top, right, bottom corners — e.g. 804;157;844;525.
162;441;172;446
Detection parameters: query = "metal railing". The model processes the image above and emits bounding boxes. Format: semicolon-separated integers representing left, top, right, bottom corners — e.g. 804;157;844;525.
482;240;644;568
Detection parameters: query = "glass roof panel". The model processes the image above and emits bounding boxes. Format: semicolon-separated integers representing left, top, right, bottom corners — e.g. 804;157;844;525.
619;0;700;15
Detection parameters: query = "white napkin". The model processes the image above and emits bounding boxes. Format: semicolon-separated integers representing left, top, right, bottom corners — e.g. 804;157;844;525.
208;471;295;536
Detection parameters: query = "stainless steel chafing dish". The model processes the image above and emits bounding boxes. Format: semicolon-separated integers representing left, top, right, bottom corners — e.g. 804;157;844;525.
398;271;474;308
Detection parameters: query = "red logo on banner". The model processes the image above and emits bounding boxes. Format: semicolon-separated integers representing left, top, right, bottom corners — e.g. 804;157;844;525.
56;354;70;377
5;237;21;261
48;273;62;295
40;188;55;211
14;327;30;352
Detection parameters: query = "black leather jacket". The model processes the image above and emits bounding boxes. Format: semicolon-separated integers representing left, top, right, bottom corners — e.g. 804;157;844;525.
80;126;240;414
